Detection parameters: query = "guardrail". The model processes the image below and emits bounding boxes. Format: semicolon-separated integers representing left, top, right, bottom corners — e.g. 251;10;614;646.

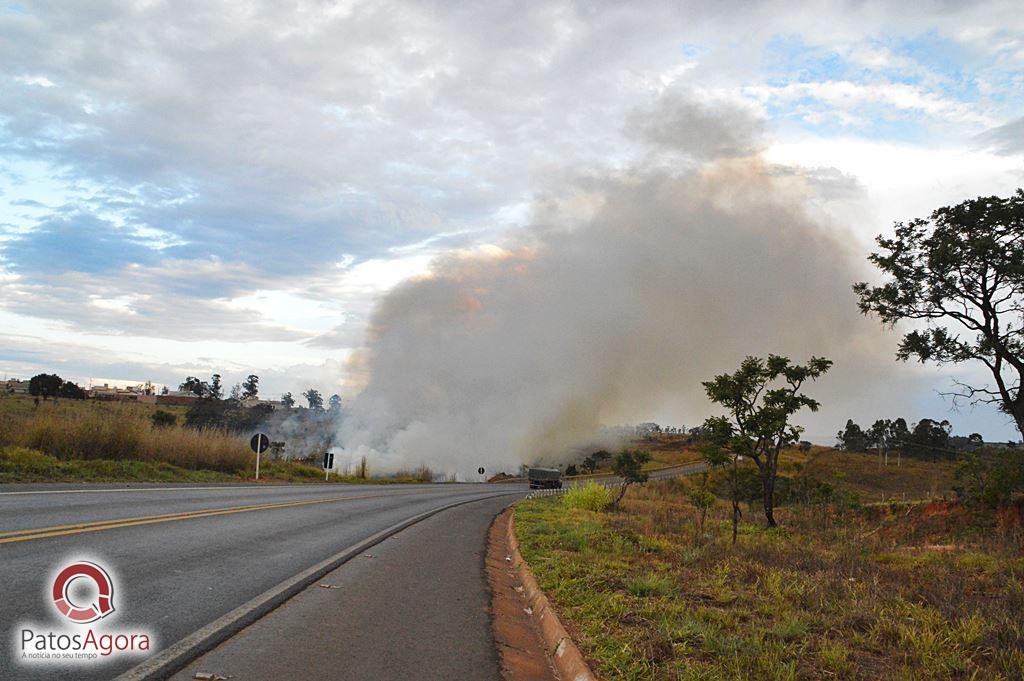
499;459;704;485
522;461;706;499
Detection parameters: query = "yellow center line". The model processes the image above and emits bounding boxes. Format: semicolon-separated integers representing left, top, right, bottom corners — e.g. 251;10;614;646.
0;490;433;545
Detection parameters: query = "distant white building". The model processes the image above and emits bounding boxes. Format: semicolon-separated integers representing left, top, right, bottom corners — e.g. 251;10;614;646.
240;397;284;409
137;390;199;406
2;379;30;395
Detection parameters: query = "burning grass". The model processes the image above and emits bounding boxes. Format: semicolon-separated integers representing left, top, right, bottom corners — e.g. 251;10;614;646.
514;471;1024;680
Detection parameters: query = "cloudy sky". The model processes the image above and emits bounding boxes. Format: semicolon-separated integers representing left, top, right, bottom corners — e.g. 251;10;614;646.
1;1;1023;437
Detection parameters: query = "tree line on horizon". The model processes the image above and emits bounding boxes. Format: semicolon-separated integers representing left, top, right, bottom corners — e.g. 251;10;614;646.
175;373;344;433
834;417;997;463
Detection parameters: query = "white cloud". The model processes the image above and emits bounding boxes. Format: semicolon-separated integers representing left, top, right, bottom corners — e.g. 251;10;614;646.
746;81;992;127
1;0;1023;441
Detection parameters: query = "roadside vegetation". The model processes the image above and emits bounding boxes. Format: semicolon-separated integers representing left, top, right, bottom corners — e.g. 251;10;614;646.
516;451;1024;680
0;398;252;473
514;191;1024;680
0;396;427;484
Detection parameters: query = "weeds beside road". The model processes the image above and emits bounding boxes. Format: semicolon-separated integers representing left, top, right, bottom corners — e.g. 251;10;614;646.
0;397;430;484
515;456;1024;680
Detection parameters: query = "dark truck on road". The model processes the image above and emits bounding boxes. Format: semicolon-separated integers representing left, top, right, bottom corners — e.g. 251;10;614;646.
528;467;563;489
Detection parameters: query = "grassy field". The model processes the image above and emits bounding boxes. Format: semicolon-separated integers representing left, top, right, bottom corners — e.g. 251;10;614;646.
0;395;425;484
793;448;957;503
515;452;1024;680
0;396;253;473
639;434;705;467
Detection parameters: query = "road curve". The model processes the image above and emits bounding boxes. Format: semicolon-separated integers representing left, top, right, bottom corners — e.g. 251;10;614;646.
0;482;524;680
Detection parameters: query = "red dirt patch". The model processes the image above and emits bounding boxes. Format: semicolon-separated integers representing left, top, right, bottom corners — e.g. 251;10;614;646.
487;509;560;681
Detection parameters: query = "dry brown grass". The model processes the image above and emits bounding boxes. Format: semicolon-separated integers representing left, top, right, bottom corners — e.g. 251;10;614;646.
785;447;957;502
0;398;250;473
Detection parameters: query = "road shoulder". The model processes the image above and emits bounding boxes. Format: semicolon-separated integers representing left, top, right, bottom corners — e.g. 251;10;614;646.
487;508;560;681
169;494;514;681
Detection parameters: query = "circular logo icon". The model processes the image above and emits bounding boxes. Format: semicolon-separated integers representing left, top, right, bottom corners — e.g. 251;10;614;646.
52;561;115;623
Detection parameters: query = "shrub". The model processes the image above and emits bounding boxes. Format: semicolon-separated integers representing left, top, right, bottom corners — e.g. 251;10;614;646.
151;410;177;428
563;482;614;512
954;450;1024;507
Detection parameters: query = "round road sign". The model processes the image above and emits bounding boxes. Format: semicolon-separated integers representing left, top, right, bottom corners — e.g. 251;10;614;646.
478;467;485;475
250;433;270;454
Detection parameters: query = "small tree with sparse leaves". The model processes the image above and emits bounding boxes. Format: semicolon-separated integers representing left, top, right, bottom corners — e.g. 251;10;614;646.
703;354;832;527
611;449;650;508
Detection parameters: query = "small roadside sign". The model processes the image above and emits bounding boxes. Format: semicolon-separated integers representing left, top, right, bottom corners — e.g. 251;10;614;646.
477;467;485;475
250;433;269;481
323;451;335;481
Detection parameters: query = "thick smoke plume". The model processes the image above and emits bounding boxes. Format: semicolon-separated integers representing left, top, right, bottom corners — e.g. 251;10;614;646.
338;96;903;477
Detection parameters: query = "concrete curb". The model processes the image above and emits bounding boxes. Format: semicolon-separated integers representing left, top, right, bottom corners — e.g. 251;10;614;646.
506;509;599;681
115;491;520;681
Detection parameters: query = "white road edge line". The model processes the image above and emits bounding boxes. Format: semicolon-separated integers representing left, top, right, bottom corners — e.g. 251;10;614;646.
113;490;522;681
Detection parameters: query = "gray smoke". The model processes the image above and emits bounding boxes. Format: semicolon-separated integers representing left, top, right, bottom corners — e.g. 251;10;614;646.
337;94;910;477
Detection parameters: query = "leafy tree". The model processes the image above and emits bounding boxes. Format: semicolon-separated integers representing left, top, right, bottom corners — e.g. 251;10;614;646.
581;450;611;473
954;449;1024;507
867;419;905;465
906;418;952;460
179;376;208;397
703;354;832;527
229;383;242;401
854;190;1024;436
184;398;229;429
29;373;63;399
700;416;746;544
688;486;716;544
151;410;177;428
209;374;223;400
184;398;273;431
565;464;579;477
610;449;650;507
836;419;868;452
281;392;295;409
236;402;274;431
329;394;342;412
242;374;259;400
57;381;86;400
303;388;324;411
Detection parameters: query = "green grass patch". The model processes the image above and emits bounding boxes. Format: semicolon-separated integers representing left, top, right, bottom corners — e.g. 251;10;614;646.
514;479;1024;680
564;481;615;511
0;446;235;483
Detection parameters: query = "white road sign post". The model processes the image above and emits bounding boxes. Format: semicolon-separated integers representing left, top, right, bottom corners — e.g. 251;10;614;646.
250;433;270;481
323;451;335;481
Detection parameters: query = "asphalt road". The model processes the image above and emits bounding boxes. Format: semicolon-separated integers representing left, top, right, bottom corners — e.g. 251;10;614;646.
0;482;523;681
169;494;515;681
